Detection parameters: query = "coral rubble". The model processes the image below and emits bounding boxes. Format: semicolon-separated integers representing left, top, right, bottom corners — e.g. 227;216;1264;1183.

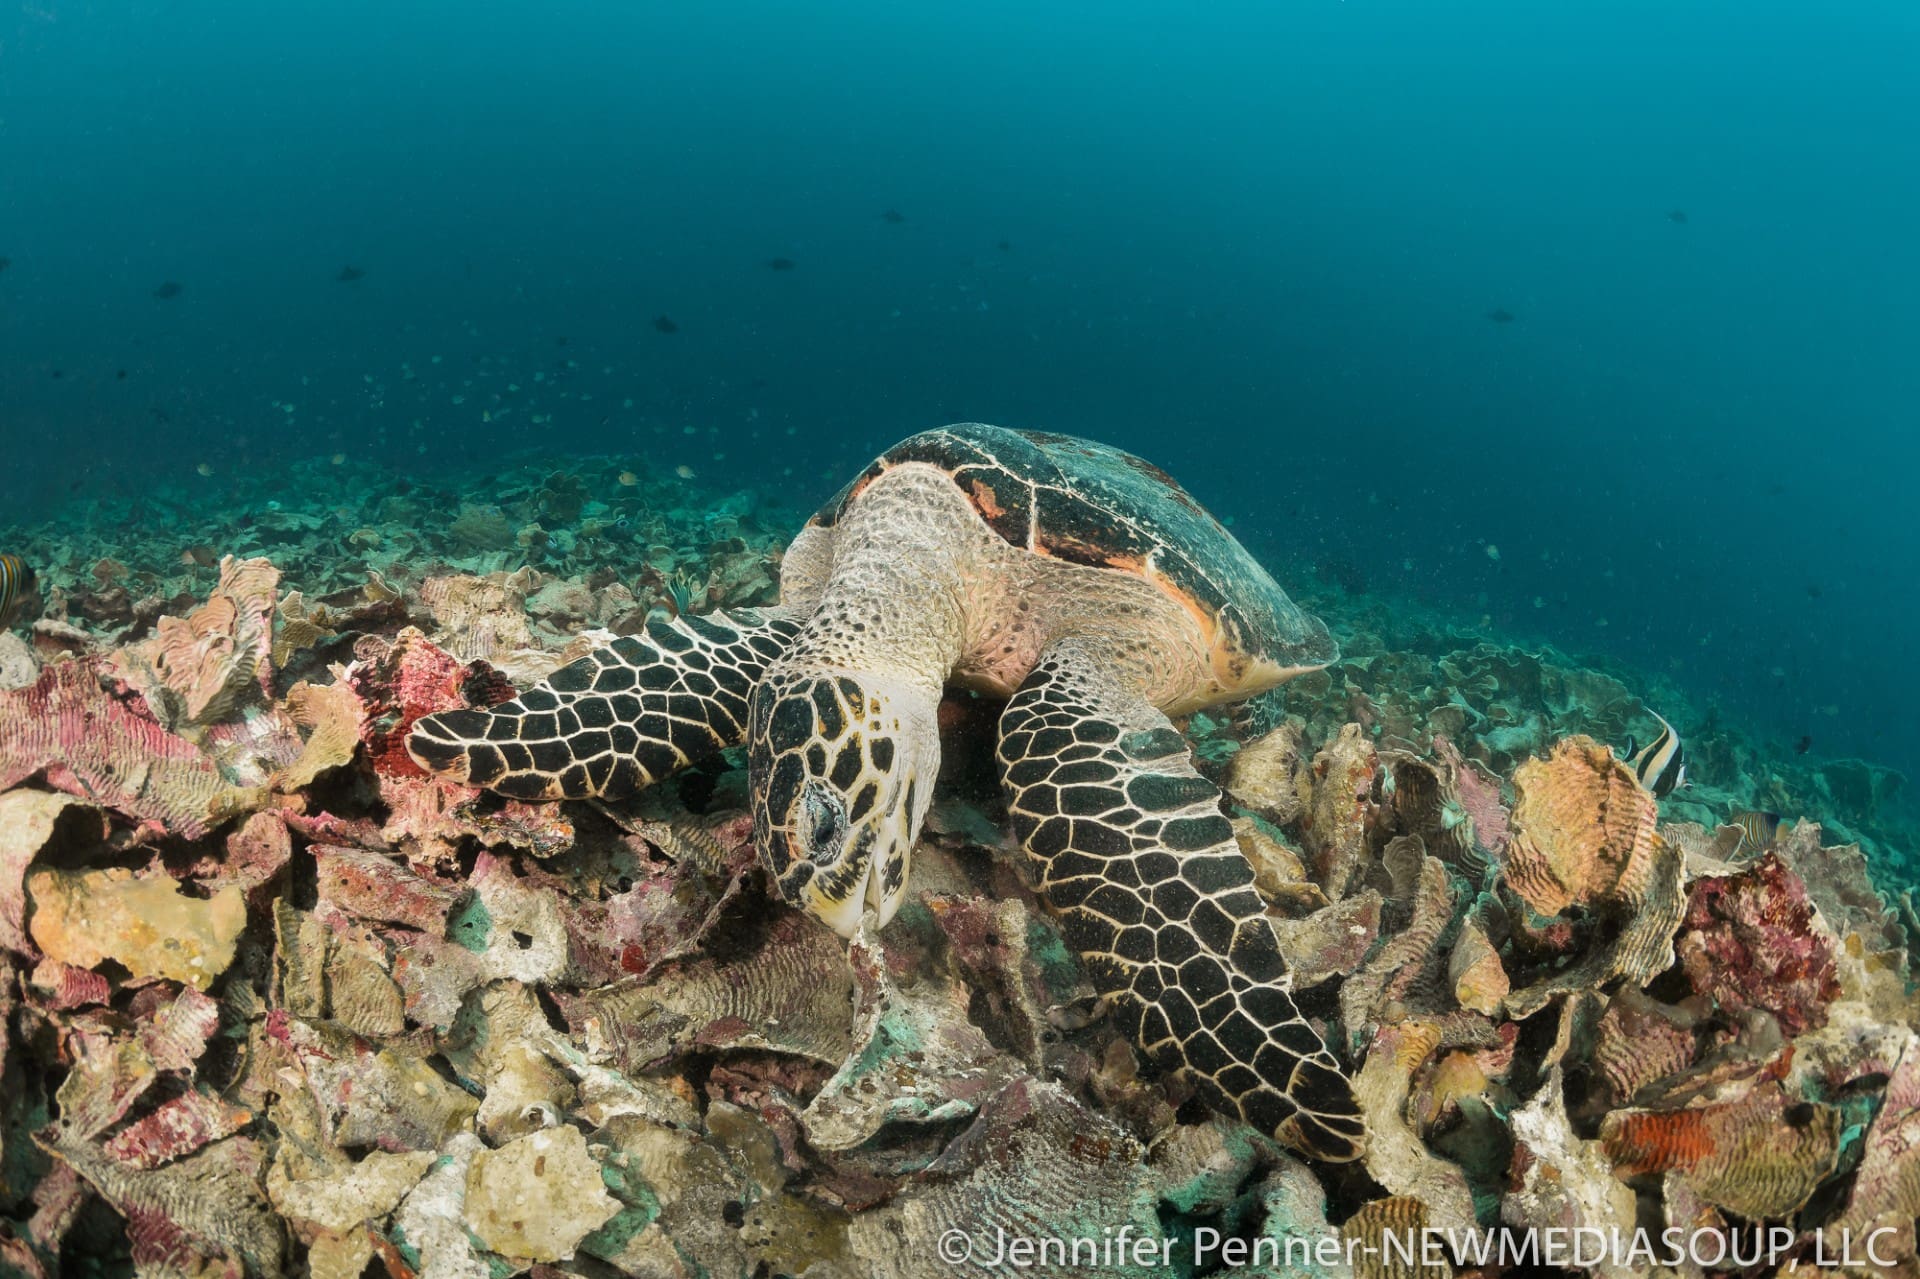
0;452;1915;1276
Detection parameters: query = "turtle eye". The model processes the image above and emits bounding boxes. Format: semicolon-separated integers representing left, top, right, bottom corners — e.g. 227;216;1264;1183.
800;781;847;864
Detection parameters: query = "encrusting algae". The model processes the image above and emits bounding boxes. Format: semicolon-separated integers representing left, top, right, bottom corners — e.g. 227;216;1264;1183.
0;448;1915;1276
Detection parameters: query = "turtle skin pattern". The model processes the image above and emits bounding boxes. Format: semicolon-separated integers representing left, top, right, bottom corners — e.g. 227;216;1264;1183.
408;610;800;800
997;638;1364;1162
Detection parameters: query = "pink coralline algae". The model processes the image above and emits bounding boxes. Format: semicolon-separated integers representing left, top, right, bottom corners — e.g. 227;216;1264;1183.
0;659;238;838
1435;733;1510;857
346;626;517;778
1677;851;1841;1037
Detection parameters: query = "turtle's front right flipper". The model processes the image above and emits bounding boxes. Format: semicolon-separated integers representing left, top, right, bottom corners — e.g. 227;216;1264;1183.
408;610;801;801
995;638;1364;1162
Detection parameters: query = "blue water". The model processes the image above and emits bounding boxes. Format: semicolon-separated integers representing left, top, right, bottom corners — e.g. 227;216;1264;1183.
2;2;1915;781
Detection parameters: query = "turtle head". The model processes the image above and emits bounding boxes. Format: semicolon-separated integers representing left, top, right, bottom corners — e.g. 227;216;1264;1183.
749;670;939;938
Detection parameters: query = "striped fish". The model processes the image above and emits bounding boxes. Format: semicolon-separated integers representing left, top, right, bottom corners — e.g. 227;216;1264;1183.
0;554;33;630
1622;709;1687;798
1729;809;1783;858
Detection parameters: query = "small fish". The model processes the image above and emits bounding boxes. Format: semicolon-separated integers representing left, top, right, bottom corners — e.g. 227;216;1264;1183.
0;555;37;630
1667;209;1688;224
766;257;796;271
337;265;364;282
1621;709;1687;798
153;280;183;299
0;256;10;272
1485;308;1516;324
617;470;639;487
653;315;679;334
1728;809;1782;857
674;464;696;479
997;239;1012;251
1794;734;1813;755
881;209;906;223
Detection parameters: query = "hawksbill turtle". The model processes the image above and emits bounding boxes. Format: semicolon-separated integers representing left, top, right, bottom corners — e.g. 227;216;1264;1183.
408;422;1365;1160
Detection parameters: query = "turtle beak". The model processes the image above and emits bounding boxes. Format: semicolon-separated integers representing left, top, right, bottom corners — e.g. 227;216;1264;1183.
805;861;874;939
801;836;899;938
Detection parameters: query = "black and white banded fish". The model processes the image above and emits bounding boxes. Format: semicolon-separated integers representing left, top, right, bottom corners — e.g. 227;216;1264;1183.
1621;709;1687;798
1729;809;1783;857
0;554;34;629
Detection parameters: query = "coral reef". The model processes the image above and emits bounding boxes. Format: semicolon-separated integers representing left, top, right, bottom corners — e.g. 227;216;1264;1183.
0;451;1916;1276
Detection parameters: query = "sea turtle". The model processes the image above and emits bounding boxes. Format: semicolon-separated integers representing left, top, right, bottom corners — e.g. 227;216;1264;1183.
408;423;1364;1160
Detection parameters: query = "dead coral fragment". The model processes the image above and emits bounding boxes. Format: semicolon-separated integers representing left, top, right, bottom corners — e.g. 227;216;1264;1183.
271;590;339;669
1342;856;1457;1046
1447;914;1508;1017
0;660;241;837
419;571;557;682
1352;1020;1478;1237
1591;988;1697;1106
801;918;1023;1154
1341;1196;1453;1279
1506;833;1686;1020
1272;888;1382;985
1505;735;1659;916
1436;733;1510;856
273;677;363;790
1232;815;1326;912
0;789;100;955
561;911;856;1073
1824;1033;1920;1274
463;1124;619;1262
0;629;39;690
1775;819;1906;961
1601;1081;1841;1220
131;554;279;725
1226;721;1308;824
347;627;515;779
1387;748;1493;871
448;502;516;551
1504;1068;1638;1279
103;1090;254;1170
847;1080;1163;1278
313;844;461;933
1303;722;1383;899
1499;735;1684;1019
268;1149;435;1234
28;867;244;989
36;1130;284;1276
1677;852;1841;1036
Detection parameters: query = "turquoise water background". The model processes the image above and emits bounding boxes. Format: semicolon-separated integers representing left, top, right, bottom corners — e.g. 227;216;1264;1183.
1;2;1914;787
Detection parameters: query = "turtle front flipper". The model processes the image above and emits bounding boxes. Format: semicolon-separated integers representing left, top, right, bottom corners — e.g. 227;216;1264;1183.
995;639;1363;1162
408;610;800;801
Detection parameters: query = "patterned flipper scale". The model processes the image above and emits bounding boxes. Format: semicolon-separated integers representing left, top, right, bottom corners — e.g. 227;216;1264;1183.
408;610;800;800
995;639;1364;1161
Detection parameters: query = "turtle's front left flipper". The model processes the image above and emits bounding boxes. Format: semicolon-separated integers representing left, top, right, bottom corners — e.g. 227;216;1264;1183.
995;638;1363;1162
408;609;800;801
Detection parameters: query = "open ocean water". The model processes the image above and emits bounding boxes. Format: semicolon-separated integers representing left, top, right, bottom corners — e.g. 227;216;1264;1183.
4;3;1913;804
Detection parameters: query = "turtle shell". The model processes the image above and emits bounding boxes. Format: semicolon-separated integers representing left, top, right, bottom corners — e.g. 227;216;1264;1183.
812;423;1337;672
